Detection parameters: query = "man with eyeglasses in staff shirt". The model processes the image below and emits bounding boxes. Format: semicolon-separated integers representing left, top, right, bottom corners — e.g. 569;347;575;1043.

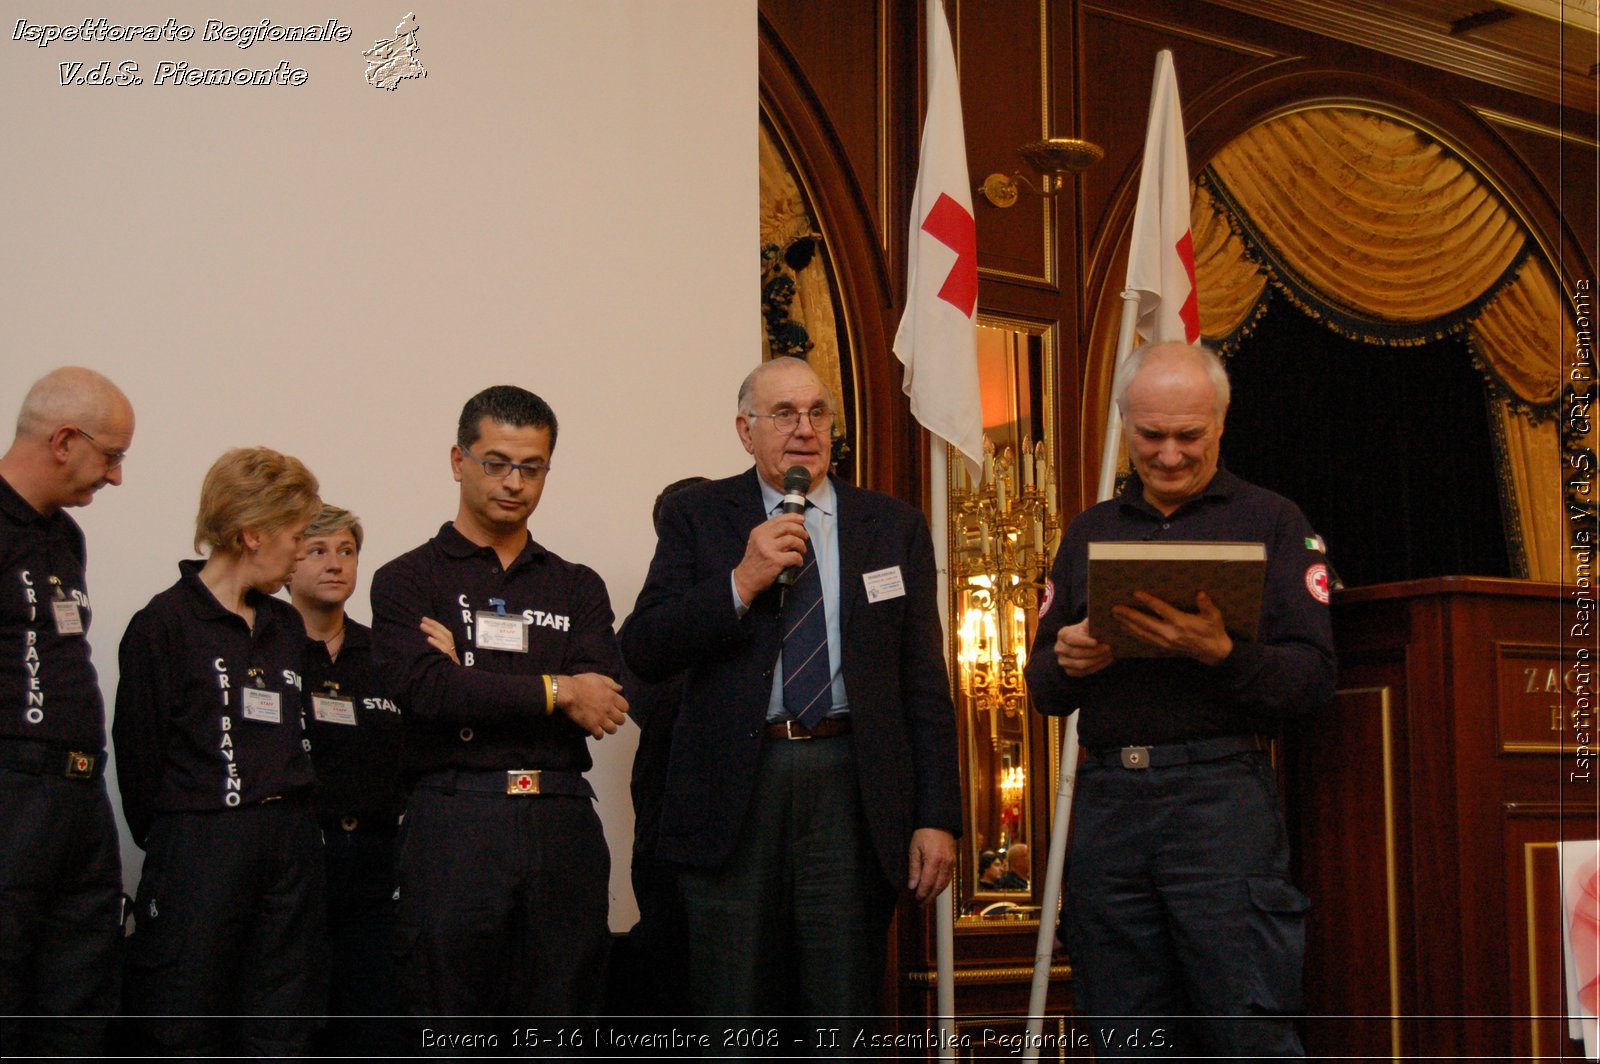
621;356;960;1029
370;385;629;1024
0;367;134;1058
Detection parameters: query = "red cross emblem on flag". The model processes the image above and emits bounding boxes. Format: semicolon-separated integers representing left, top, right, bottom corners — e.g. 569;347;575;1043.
920;192;977;317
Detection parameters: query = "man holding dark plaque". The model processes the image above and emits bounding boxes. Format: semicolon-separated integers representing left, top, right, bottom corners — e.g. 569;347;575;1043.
1025;341;1337;1059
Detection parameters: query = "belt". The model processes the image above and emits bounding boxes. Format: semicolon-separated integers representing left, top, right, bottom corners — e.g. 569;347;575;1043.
764;717;852;741
320;814;400;835
0;739;104;780
415;769;595;799
1086;733;1266;771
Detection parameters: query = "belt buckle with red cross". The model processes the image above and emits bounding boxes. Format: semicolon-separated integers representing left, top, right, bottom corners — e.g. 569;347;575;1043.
505;770;542;795
65;751;95;779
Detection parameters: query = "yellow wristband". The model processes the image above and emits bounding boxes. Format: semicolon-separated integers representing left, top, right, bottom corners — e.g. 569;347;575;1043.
542;674;555;715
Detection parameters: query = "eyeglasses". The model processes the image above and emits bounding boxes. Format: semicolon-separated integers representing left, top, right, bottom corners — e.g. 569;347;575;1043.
461;447;551;481
745;406;835;435
74;428;126;469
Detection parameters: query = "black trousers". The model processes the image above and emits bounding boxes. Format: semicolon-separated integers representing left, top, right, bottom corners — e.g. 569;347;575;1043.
1067;749;1309;1060
314;823;406;1056
0;770;123;1059
676;735;896;1043
123;798;328;1057
394;787;610;1024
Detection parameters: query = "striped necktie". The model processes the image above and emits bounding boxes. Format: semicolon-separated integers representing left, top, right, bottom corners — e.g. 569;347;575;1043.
781;531;831;729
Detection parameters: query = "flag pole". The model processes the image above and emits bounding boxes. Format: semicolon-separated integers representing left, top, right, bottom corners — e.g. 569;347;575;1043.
929;436;958;1046
893;0;984;1042
1096;295;1143;500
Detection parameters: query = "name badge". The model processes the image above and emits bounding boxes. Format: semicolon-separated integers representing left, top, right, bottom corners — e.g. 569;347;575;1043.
51;599;84;636
242;688;282;724
863;566;906;603
475;611;529;653
312;695;357;726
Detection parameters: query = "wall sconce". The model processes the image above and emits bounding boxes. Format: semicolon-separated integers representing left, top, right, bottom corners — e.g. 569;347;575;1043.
979;136;1104;208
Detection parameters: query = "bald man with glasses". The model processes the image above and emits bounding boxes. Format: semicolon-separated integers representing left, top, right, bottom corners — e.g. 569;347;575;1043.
621;356;959;1031
0;367;134;1057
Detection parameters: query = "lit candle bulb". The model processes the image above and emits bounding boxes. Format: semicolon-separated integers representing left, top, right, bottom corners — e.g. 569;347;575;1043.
1021;436;1034;492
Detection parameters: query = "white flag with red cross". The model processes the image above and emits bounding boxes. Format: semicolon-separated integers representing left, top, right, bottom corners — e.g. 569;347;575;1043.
893;0;984;484
1125;49;1200;345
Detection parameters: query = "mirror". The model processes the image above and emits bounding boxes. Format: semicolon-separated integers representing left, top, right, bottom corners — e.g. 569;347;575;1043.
948;316;1060;919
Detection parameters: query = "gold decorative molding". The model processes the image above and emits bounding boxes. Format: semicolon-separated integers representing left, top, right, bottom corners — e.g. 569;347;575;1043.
758;105;868;488
1494;0;1599;33
1336;684;1404;1061
1377;683;1403;1062
1474;106;1600;151
1195;0;1588;109
1524;840;1561;1061
878;0;892;257
905;963;1073;987
1081;3;1282;62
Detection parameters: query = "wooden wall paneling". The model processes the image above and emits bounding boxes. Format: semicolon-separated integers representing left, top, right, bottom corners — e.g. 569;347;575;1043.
1300;581;1588;1060
1291;601;1422;1058
1071;3;1284;514
1201;0;1596;118
1075;3;1283;287
1504;812;1575;1062
959;0;1055;287
760;0;892;252
1471;107;1600;287
759;7;921;501
1441;597;1516;1057
1288;677;1415;1058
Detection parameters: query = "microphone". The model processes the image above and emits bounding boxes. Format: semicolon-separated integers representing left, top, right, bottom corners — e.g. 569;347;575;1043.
776;465;809;588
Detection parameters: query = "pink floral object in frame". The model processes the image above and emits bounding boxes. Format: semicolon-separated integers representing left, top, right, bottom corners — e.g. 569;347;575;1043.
1560;841;1600;1060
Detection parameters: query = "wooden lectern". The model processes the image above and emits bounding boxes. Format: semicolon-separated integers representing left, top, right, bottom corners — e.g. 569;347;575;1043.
1284;577;1594;1060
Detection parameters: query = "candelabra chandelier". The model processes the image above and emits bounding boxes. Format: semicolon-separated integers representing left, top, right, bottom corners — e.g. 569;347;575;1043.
952;435;1062;748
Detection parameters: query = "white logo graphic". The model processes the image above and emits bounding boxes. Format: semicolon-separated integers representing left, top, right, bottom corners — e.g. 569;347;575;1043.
363;12;425;90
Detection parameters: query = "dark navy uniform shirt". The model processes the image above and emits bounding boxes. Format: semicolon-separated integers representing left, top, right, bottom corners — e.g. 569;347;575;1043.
369;522;622;779
303;620;405;828
0;476;104;749
113;560;313;846
1025;469;1337;748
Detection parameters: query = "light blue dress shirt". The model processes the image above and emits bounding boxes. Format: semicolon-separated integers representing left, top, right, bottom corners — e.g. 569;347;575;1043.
730;476;848;721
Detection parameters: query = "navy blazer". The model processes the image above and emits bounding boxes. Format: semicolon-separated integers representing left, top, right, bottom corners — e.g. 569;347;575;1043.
620;469;961;885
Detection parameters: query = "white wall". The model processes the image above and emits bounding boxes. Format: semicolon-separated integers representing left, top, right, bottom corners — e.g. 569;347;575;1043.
0;0;757;930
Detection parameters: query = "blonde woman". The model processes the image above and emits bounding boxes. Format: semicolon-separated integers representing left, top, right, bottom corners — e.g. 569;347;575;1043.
113;447;325;1057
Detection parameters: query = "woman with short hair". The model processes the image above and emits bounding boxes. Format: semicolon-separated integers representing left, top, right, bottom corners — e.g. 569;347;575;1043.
113;446;327;1057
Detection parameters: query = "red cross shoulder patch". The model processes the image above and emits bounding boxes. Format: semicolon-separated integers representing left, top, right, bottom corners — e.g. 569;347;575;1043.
1305;564;1331;604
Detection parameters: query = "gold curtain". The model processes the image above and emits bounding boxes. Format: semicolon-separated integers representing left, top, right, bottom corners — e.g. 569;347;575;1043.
1207;109;1524;326
1187;106;1579;580
1193;181;1267;342
758;123;846;427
